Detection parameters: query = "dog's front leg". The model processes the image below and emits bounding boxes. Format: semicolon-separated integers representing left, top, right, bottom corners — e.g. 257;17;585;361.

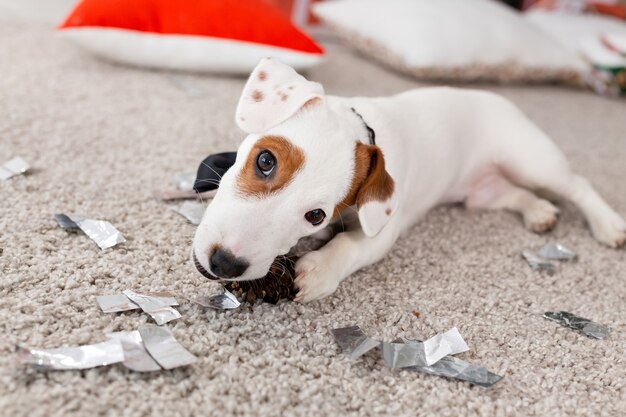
294;218;401;302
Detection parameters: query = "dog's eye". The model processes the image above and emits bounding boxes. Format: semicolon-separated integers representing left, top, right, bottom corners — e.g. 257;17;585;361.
305;209;326;226
256;150;276;176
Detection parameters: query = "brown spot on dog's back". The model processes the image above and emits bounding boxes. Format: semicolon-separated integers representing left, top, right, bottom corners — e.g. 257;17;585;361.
277;91;288;101
252;90;264;102
237;136;305;197
385;208;392;215
258;71;267;81
333;142;395;218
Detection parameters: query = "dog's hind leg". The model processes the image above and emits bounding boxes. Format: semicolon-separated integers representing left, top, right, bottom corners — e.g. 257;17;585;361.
466;174;560;233
495;118;626;247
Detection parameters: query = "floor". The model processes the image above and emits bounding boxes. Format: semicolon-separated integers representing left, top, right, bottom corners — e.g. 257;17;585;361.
1;21;625;417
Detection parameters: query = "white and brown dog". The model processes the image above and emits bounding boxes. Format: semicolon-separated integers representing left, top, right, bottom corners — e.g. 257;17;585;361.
192;58;626;302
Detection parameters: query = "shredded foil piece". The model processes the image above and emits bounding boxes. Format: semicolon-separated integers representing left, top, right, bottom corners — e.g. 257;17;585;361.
544;311;610;339
138;326;197;370
173;173;196;192
106;331;162;372
96;294;140;313
332;325;502;387
16;339;124;370
123;290;181;325
55;213;126;250
192;289;241;310
522;250;557;273
408;355;503;388
0;156;30;180
537;242;577;260
172;201;205;225
331;326;380;360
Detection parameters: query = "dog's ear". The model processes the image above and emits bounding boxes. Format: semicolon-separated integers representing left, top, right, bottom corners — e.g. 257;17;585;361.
235;58;325;134
355;144;398;237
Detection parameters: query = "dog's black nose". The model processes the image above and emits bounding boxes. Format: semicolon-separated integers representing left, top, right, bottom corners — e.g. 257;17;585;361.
209;247;249;279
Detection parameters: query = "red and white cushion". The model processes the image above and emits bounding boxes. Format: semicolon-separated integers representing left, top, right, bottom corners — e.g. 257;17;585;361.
58;0;324;73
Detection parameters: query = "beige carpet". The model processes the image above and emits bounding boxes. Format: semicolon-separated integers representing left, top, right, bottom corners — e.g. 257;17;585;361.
1;22;625;417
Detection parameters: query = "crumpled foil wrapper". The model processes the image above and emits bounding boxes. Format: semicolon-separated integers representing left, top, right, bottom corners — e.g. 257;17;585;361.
123;290;181;325
16;339;124;370
138;326;197;370
537;242;577;260
96;294;140;313
192;289;241;310
55;213;126;250
544;311;610;339
0;156;30;180
332;325;502;387
106;331;162;372
172;201;205;225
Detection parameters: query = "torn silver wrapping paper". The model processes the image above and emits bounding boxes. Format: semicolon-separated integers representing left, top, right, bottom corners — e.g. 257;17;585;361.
383;327;469;368
192;289;241;310
123;290;181;325
96;294;140;313
97;291;178;313
537;242;577;260
138;326;197;370
16;339;124;370
173;173;196;192
423;327;469;366
544;311;610;339
106;331;162;372
331;326;380;360
408;355;503;388
172;201;205;225
0;156;30;180
55;213;126;250
522;250;557;273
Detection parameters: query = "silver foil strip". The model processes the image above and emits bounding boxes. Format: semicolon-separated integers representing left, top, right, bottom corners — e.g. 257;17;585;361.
537;242;577;260
56;213;126;250
78;218;126;250
423;327;469;366
173;173;196;192
138;326;197;370
543;311;610;339
408;355;503;388
382;341;427;368
54;213;80;230
123;290;181;325
383;327;469;368
16;339;124;370
0;156;30;180
522;250;557;273
331;326;380;360
96;294;140;313
172;201;205;225
106;331;162;372
192;289;241;310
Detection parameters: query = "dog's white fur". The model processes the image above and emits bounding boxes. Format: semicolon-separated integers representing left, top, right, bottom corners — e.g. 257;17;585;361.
193;58;626;302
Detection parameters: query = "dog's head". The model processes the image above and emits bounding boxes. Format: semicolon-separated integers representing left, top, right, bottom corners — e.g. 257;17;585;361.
192;58;397;281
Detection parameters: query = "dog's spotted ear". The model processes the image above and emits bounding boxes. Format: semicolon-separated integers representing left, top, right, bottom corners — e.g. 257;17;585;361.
355;144;398;237
235;58;325;134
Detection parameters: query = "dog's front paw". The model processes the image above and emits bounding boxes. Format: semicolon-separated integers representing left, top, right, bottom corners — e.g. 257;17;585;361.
294;251;342;302
590;211;626;248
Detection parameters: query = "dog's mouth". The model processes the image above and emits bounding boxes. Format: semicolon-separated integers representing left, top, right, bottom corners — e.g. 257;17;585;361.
193;252;220;281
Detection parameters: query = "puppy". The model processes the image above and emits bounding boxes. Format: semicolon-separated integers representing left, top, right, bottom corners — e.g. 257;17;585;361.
192;58;626;302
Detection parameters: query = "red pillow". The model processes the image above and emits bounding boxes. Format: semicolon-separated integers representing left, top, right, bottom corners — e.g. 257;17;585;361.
58;0;324;73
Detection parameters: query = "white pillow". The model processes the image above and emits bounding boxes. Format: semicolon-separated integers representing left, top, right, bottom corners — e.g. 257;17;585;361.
313;0;586;82
525;10;626;68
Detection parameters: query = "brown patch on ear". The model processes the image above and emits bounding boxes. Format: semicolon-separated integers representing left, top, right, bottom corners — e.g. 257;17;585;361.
333;142;395;218
236;136;305;197
258;71;267;81
252;90;264;102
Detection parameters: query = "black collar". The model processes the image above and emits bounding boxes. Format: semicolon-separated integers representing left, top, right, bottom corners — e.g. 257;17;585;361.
350;107;376;145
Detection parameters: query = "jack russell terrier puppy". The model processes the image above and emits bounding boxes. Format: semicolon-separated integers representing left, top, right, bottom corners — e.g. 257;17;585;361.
192;58;626;302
